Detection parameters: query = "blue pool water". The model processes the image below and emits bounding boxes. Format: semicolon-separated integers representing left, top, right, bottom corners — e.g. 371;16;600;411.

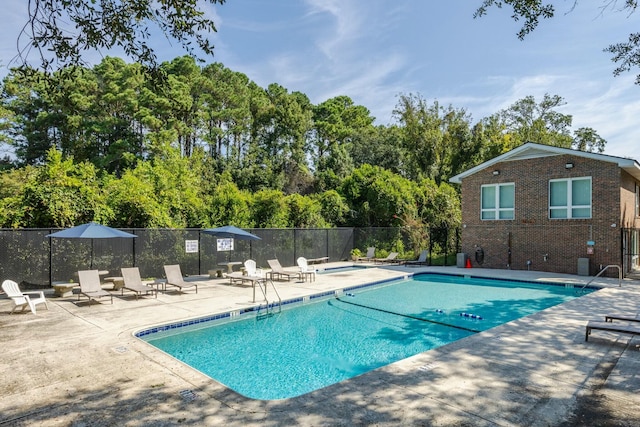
140;273;595;400
317;265;370;274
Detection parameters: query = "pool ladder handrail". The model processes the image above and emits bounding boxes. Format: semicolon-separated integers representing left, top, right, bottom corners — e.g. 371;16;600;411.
577;264;621;293
256;278;282;315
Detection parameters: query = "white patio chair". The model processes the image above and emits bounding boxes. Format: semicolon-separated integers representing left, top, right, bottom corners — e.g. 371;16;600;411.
2;279;49;314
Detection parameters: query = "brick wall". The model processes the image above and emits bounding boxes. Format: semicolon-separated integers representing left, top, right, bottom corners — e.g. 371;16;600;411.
460;154;622;275
620;170;640;229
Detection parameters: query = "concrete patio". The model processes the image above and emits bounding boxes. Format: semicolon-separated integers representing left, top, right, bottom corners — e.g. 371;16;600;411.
1;264;639;426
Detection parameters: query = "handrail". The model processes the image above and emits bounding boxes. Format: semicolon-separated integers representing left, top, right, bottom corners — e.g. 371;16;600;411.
256;278;282;316
578;264;622;293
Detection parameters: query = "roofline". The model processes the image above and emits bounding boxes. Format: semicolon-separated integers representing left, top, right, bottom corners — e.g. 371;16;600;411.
449;142;640;184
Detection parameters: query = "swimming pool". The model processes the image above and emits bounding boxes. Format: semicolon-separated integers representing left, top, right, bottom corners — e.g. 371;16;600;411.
138;273;596;400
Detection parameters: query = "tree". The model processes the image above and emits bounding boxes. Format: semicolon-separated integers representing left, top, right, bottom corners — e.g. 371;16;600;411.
499;93;573;147
12;0;226;73
393;94;475;184
251;189;289;228
496;94;607;152
339;164;421;227
349;125;407;176
474;1;640;83
285;194;328;228
207;172;253;227
18;148;111;227
312;96;374;191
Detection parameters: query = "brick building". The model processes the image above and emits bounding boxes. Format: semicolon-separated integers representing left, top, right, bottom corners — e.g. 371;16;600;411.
449;143;640;277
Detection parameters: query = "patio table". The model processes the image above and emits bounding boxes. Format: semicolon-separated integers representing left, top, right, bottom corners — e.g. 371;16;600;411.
218;261;243;274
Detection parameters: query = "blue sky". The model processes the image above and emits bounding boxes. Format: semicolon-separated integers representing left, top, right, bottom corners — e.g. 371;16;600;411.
1;0;639;158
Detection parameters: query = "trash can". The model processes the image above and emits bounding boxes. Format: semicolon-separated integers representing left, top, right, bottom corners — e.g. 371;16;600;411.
457;253;468;268
577;258;589;276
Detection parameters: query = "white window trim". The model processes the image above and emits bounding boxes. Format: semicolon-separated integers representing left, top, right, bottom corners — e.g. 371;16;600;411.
481;183;514;221
549;176;592;219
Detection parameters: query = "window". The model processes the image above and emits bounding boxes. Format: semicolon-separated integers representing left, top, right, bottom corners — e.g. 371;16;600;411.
481;183;514;220
636;183;639;217
549;177;591;219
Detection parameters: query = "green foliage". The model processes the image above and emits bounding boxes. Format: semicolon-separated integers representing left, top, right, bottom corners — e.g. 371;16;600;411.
0;53;612;232
474;1;555;40
18;149;110;227
105;149;207;228
393;95;477;184
339;164;421;227
0;167;36;227
208;174;253;227
285;194;328;228
105;167;168;228
314;190;350;226
15;0;227;73
475;1;640;84
251;189;289;228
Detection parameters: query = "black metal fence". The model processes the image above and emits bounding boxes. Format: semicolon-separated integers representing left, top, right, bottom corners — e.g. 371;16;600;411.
622;228;639;275
0;226;460;286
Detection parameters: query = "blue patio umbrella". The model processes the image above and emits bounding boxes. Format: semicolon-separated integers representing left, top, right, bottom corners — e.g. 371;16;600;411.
46;222;138;239
46;222;137;270
201;226;261;264
201;225;261;241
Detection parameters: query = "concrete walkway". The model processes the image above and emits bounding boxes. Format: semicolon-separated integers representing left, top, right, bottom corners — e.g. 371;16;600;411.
1;265;639;426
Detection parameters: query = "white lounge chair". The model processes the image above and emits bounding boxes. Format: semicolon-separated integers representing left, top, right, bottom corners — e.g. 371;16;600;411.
267;259;299;281
2;279;49;314
78;270;113;305
163;264;198;293
121;267;157;299
297;257;316;282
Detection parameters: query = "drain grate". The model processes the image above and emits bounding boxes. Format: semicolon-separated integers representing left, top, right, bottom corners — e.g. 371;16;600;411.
113;346;128;354
179;389;198;402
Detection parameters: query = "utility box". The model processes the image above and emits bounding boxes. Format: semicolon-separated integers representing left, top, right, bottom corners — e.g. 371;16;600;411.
577;258;590;276
457;253;468;268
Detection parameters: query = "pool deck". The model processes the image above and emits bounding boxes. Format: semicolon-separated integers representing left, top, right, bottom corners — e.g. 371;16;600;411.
1;264;639;426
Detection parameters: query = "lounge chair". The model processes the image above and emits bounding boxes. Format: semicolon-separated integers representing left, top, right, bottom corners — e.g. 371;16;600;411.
78;270;113;305
405;250;429;267
356;247;376;262
374;252;400;264
604;314;640;323
163;264;198;293
2;279;49;314
297;257;316;282
120;267;157;299
227;260;264;284
267;259;300;281
225;260;266;302
585;320;640;341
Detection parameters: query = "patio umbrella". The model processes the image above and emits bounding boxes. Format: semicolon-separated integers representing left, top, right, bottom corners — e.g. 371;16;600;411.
201;226;261;265
46;222;137;269
201;225;261;241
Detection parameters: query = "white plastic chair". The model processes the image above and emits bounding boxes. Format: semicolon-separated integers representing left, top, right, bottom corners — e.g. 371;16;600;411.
244;260;263;277
2;279;49;314
296;257;316;282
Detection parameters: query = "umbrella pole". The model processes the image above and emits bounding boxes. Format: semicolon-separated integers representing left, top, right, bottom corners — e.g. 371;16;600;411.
48;236;52;286
90;239;94;269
